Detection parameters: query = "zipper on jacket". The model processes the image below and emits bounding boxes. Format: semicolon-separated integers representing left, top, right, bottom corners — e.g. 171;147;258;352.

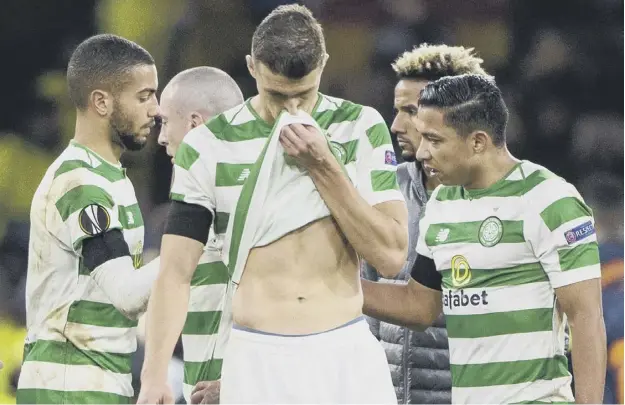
402;327;410;404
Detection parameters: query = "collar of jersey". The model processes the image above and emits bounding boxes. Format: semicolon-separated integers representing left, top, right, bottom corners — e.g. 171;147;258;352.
70;140;125;173
463;161;523;199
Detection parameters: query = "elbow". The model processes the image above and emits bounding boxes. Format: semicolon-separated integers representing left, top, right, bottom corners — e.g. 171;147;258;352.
406;309;438;332
115;294;149;321
568;307;606;335
389;225;409;276
376;239;408;278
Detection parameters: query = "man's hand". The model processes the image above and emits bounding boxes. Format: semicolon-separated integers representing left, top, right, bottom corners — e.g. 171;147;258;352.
136;382;175;404
190;380;221;404
279;123;334;169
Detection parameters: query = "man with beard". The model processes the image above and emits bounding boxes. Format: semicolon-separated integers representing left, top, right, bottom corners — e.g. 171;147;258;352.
361;44;490;404
17;34;162;404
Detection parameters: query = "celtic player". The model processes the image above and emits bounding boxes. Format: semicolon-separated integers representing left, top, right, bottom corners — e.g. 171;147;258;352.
17;35;161;404
362;74;606;404
157;66;243;404
139;5;407;404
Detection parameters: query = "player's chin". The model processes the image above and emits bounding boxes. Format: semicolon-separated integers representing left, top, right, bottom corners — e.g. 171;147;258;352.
134;133;149;145
400;149;416;162
436;174;454;185
122;135;148;151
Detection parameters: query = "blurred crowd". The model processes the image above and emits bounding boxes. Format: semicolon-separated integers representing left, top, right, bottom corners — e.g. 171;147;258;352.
0;0;622;403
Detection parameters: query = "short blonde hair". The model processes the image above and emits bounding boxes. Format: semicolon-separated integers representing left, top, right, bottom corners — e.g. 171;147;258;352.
392;43;491;81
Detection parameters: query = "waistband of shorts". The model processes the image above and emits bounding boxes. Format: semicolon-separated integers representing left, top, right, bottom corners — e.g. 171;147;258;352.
233;315;364;337
231;316;368;345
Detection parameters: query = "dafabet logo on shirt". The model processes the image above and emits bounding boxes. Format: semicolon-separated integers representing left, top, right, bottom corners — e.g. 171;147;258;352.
444;254;489;310
451;255;471;287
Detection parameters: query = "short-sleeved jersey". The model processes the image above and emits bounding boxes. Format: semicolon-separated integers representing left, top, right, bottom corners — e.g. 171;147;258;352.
172;94;404;392
17;141;144;404
416;160;600;404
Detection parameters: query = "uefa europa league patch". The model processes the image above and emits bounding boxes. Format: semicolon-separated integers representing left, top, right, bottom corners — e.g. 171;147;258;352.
78;204;111;236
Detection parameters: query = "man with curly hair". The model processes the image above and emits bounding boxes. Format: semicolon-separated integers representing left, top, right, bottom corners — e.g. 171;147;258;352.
362;43;490;404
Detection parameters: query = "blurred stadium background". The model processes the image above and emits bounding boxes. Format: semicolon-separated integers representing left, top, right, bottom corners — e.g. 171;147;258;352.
0;0;622;403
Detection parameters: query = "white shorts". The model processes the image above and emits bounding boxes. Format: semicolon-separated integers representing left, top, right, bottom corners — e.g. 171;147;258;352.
220;316;397;404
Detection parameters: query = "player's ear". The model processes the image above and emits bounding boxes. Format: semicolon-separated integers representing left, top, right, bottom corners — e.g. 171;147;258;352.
246;55;256;79
470;130;488;154
91;89;111;116
322;53;329;68
189;112;204;129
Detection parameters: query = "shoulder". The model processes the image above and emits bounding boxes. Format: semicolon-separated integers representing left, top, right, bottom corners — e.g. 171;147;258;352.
203;101;249;135
49;145;121;200
316;93;384;129
517;161;584;216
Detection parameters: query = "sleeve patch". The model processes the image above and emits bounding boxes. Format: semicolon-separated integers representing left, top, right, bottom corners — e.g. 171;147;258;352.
78;204;111;236
384;150;397;166
564;220;595;244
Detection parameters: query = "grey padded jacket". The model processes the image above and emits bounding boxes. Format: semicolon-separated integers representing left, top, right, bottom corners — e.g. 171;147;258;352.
362;162;452;404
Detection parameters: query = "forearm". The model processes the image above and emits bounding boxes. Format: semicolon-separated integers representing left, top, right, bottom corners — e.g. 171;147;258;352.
141;234;204;383
570;314;607;403
141;269;191;382
91;256;160;319
309;160;407;277
362;279;434;331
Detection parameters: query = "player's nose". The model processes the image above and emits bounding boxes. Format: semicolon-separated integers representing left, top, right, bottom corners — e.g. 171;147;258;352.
284;99;300;115
390;115;405;136
149;99;161;117
157;127;167;147
415;138;430;162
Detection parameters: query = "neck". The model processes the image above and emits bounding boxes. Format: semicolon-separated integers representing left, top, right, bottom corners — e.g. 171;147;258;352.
466;147;519;190
252;97;274;124
73;112;123;164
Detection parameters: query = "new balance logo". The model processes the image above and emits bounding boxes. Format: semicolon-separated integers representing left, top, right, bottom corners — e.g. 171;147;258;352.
237;169;251;182
127;212;134;225
435;228;450;243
